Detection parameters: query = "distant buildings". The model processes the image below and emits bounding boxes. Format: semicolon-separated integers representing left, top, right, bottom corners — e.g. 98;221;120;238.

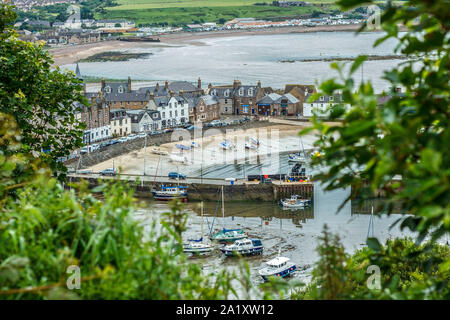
303;93;350;117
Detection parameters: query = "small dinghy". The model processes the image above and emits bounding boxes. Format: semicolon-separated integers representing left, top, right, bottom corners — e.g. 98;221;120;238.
176;144;191;151
220;238;263;256
151;147;168;155
279;195;311;209
220;140;234;150
288;152;307;163
258;256;297;281
245;142;257;150
250;137;260;146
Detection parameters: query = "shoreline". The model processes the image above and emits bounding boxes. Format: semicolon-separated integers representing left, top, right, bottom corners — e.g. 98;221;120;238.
50;24;369;66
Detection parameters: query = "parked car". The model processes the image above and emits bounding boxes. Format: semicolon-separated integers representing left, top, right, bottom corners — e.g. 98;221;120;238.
100;141;109;148
149;131;160;136
168;172;186;180
127;134;138;140
210;120;222;127
100;168;117;176
182;123;192;129
186;125;200;131
80;146;88;154
110;139;120;145
91;144;100;151
164;128;174;133
138;132;147;138
203;123;214;128
118;137;128;143
232;119;240;124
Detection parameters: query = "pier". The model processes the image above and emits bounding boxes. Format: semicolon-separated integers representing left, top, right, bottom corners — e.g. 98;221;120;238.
67;173;314;202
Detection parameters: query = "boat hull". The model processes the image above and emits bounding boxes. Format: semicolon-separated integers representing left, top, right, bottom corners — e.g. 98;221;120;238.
220;246;263;256
260;264;297;281
152;191;187;201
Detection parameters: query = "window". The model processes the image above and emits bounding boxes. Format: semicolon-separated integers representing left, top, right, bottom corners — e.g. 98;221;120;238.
105;86;111;93
119;119;122;126
248;89;253;96
201;114;206;119
320;96;324;101
175;110;178;117
118;86;124;93
329;96;334;101
239;89;244;95
170;111;172;118
225;99;228;104
162;112;165;118
181;109;184;116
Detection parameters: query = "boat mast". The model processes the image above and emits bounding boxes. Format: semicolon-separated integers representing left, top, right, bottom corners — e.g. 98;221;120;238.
221;186;225;228
201;201;204;239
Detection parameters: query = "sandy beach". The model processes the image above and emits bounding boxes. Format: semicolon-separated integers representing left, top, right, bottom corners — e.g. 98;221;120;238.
88;123;325;177
50;24;365;66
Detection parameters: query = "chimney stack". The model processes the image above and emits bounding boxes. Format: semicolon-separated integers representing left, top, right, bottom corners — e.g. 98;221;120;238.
165;80;169;91
169;90;174;97
198;77;201;89
257;80;261;89
179;89;184;97
150;92;154;100
233;79;240;89
101;77;105;90
208;83;212;89
156;82;159;92
128;76;131;93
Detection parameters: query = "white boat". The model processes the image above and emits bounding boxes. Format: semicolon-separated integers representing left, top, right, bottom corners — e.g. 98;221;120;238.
170;153;189;164
183;239;215;254
258;256;297;281
288;152;307;163
151;147;168;155
220;238;263;256
250;137;260;145
245;142;257;150
183;202;215;254
152;185;187;201
191;142;201;148
279;195;311;209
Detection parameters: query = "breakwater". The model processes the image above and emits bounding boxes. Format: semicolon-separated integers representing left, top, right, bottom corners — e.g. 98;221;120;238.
67;175;314;202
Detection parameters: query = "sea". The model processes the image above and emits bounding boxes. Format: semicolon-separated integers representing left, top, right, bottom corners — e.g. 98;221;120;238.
66;31;404;92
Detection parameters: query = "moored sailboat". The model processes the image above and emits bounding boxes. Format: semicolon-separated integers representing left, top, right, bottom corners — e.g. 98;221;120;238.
183;202;215;254
210;186;247;243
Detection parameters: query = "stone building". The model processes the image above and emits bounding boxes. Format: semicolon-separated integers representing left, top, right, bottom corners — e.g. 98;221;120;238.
79;94;111;144
110;109;131;137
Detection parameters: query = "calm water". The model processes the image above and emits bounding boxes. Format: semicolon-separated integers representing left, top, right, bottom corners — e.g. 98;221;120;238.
68;32;403;92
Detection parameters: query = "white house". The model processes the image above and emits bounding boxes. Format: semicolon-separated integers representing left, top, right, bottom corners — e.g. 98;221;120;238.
148;93;189;128
126;109;162;133
303;94;350;117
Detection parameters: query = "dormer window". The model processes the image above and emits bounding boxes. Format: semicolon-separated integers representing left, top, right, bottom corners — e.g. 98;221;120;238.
105;86;111;93
329;96;334;102
118;86;124;93
239;88;244;96
319;96;324;101
248;89;253;96
224;90;230;97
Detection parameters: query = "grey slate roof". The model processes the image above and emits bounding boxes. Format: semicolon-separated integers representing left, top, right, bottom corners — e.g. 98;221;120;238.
126;109;161;123
102;82;130;95
104;92;149;102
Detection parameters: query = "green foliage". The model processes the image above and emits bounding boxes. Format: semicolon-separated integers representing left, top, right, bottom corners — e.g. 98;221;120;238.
302;0;450;242
293;227;450;300
1;3;87;178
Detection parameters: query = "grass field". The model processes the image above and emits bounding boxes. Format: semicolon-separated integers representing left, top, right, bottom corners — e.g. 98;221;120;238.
110;0;336;10
99;1;339;26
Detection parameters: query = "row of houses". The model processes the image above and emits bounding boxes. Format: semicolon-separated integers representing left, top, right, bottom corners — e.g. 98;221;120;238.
73;65;356;144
